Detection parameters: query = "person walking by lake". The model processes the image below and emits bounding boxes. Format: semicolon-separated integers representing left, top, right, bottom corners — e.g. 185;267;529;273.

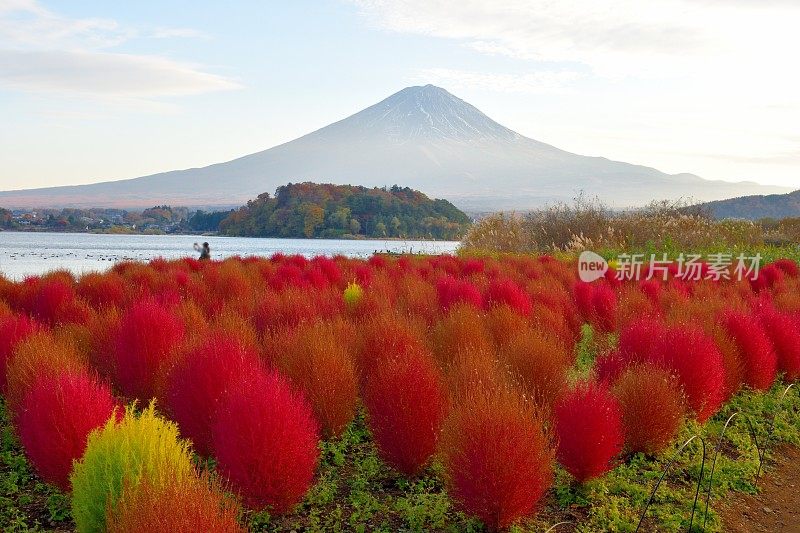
194;242;211;260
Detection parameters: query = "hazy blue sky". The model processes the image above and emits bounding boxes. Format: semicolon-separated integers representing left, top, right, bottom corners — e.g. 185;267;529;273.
1;0;798;190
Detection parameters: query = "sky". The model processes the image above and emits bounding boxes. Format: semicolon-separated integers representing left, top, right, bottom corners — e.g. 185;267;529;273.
1;0;798;191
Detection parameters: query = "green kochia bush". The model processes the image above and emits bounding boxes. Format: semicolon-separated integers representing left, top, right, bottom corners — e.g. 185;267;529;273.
70;402;195;533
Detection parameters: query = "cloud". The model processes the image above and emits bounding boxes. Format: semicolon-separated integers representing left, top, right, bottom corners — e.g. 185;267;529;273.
697;0;800;7
353;1;709;74
415;68;581;94
696;150;800;166
0;0;133;49
351;0;800;79
0;0;237;104
149;27;208;39
0;49;239;97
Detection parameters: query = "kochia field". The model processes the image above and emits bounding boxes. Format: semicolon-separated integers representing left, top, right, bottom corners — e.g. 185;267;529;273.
1;253;799;532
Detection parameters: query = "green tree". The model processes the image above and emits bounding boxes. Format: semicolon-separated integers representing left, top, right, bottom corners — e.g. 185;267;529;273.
328;207;351;230
218;182;470;239
303;204;325;238
0;208;14;228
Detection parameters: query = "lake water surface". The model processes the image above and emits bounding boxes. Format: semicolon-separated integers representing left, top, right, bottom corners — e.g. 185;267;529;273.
0;232;459;280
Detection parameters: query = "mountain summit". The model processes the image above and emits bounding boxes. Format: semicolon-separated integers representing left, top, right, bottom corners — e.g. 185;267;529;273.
0;85;788;211
319;84;520;142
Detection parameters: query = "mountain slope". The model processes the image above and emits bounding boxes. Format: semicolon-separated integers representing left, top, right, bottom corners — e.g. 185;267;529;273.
0;85;789;211
703;190;800;219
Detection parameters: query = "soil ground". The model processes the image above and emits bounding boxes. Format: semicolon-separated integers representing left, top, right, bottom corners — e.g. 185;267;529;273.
719;445;800;533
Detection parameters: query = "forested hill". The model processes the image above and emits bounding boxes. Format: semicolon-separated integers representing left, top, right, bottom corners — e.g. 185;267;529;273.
702;190;800;220
219;182;471;240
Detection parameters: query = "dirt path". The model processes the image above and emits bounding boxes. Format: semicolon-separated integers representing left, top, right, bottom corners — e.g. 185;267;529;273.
719;445;800;533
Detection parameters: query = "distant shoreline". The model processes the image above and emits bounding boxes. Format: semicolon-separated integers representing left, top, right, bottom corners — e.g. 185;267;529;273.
0;228;458;243
0;227;215;237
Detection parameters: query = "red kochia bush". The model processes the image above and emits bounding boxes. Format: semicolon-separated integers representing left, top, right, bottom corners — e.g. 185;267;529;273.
498;329;570;411
462;258;486;276
28;278;69;322
310;256;343;285
275;320;359;438
639;279;662;304
363;348;447;476
395;275;439;322
618;318;667;363
112;300;184;401
0;314;37;394
554;381;624;482
285;254;309;269
211;370;319;514
5;331;88;414
613;364;685;455
357;313;427;377
595;318;668;384
440;390;554;531
486;305;530;347
303;265;328;290
165;336;262;456
616;284;658;328
254;287;342;332
16;370;117;490
773;258;800;278
760;308;800;382
269;262;307;290
354;264;374;286
484;279;532;316
431;304;493;370
29;278;89;326
652;327;725;423
77;272;127;309
573;281;594;321
106;470;244;533
436;276;483;311
573;281;617;332
595;350;629;385
721;311;777;391
712;327;745;402
368;254;388;270
591;282;618;333
750;264;784;292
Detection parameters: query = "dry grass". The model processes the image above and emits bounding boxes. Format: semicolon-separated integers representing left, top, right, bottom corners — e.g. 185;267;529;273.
462;195;768;253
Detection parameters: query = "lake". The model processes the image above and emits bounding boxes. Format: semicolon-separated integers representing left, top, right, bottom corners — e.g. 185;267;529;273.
0;232;460;280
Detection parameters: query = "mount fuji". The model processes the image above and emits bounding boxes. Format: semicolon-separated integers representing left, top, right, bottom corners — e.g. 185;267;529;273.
0;85;788;211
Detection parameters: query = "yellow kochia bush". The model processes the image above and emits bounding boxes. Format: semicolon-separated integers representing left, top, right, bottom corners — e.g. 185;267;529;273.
343;281;363;308
70;402;194;533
